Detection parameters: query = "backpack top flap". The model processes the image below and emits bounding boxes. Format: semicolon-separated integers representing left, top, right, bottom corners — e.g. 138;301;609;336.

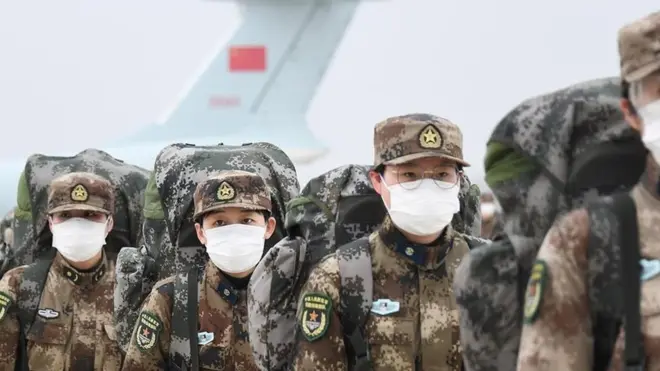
285;164;377;264
22;148;150;253
489;77;630;190
154;142;300;246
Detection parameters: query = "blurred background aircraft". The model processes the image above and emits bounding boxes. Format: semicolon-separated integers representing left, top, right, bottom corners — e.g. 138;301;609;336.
0;0;658;221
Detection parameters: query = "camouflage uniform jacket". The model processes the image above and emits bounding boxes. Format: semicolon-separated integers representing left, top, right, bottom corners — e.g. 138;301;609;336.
121;260;256;371
516;171;660;371
292;217;470;371
0;251;121;370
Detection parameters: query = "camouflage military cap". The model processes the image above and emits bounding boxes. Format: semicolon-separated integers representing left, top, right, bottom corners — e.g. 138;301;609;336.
618;11;660;82
373;113;469;167
47;172;115;215
193;170;272;220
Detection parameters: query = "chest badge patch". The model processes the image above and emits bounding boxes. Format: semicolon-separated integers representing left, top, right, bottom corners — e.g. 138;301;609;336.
37;308;60;319
198;331;214;345
135;311;163;352
641;259;660;281
523;260;549;324
300;293;331;342
371;299;400;316
0;292;13;322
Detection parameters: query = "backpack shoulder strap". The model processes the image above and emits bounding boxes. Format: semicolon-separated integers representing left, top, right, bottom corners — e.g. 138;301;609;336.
611;193;644;371
18;258;52;333
169;266;200;371
17;257;52;371
337;237;373;371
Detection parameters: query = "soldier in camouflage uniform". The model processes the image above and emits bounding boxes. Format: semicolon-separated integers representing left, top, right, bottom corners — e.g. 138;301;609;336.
292;114;473;371
0;172;122;370
122;170;276;370
516;11;660;370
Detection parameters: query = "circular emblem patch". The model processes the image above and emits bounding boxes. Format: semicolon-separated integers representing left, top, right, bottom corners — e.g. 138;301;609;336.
217;181;236;201
70;184;89;202
418;124;443;149
523;260;549;324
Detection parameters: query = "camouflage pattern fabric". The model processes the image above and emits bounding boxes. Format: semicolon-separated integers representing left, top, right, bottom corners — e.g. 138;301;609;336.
147;142;298;279
0;208;14;247
373;113;470;167
115;142;299;356
284;164;481;263
10;148;149;273
121;261;258;371
485;76;639;269
454;77;643;371
291;216;471;370
0;252;121;370
47;172;115;215
193;170;272;219
248;164;481;371
618;10;660;82
248;112;483;371
516;169;658;370
0;208;15;275
517;13;660;369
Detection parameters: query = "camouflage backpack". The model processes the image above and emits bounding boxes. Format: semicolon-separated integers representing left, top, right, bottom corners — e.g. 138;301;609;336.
453;77;647;371
113;142;300;365
248;164;485;371
4;148;150;277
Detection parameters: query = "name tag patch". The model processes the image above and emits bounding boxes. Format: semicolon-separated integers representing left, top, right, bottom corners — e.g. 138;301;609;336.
37;308;60;319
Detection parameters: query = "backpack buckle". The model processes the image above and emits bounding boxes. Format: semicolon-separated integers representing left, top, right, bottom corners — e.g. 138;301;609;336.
347;328;371;371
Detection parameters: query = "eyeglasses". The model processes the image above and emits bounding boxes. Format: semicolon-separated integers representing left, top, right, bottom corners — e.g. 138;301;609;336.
389;167;461;190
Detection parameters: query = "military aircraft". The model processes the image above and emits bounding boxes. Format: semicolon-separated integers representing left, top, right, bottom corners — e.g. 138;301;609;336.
0;0;362;214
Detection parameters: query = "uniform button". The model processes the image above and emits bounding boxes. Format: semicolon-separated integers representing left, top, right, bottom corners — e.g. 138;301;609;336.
405;247;414;256
224;289;230;296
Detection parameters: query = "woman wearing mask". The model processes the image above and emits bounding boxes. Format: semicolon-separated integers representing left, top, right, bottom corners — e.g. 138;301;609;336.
0;172;123;370
122;169;276;371
292;114;472;371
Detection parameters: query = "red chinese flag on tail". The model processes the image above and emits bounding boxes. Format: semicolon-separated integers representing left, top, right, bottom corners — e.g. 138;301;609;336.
229;45;266;72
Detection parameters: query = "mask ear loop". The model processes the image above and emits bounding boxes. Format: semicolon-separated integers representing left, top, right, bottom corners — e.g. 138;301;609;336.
378;174;391;191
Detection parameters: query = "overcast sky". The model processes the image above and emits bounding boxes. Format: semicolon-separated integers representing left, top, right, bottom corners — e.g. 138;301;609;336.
0;0;658;191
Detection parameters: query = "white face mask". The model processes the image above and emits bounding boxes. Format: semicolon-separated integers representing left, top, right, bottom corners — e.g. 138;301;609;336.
51;218;108;262
203;224;266;274
639;99;660;164
382;178;460;236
